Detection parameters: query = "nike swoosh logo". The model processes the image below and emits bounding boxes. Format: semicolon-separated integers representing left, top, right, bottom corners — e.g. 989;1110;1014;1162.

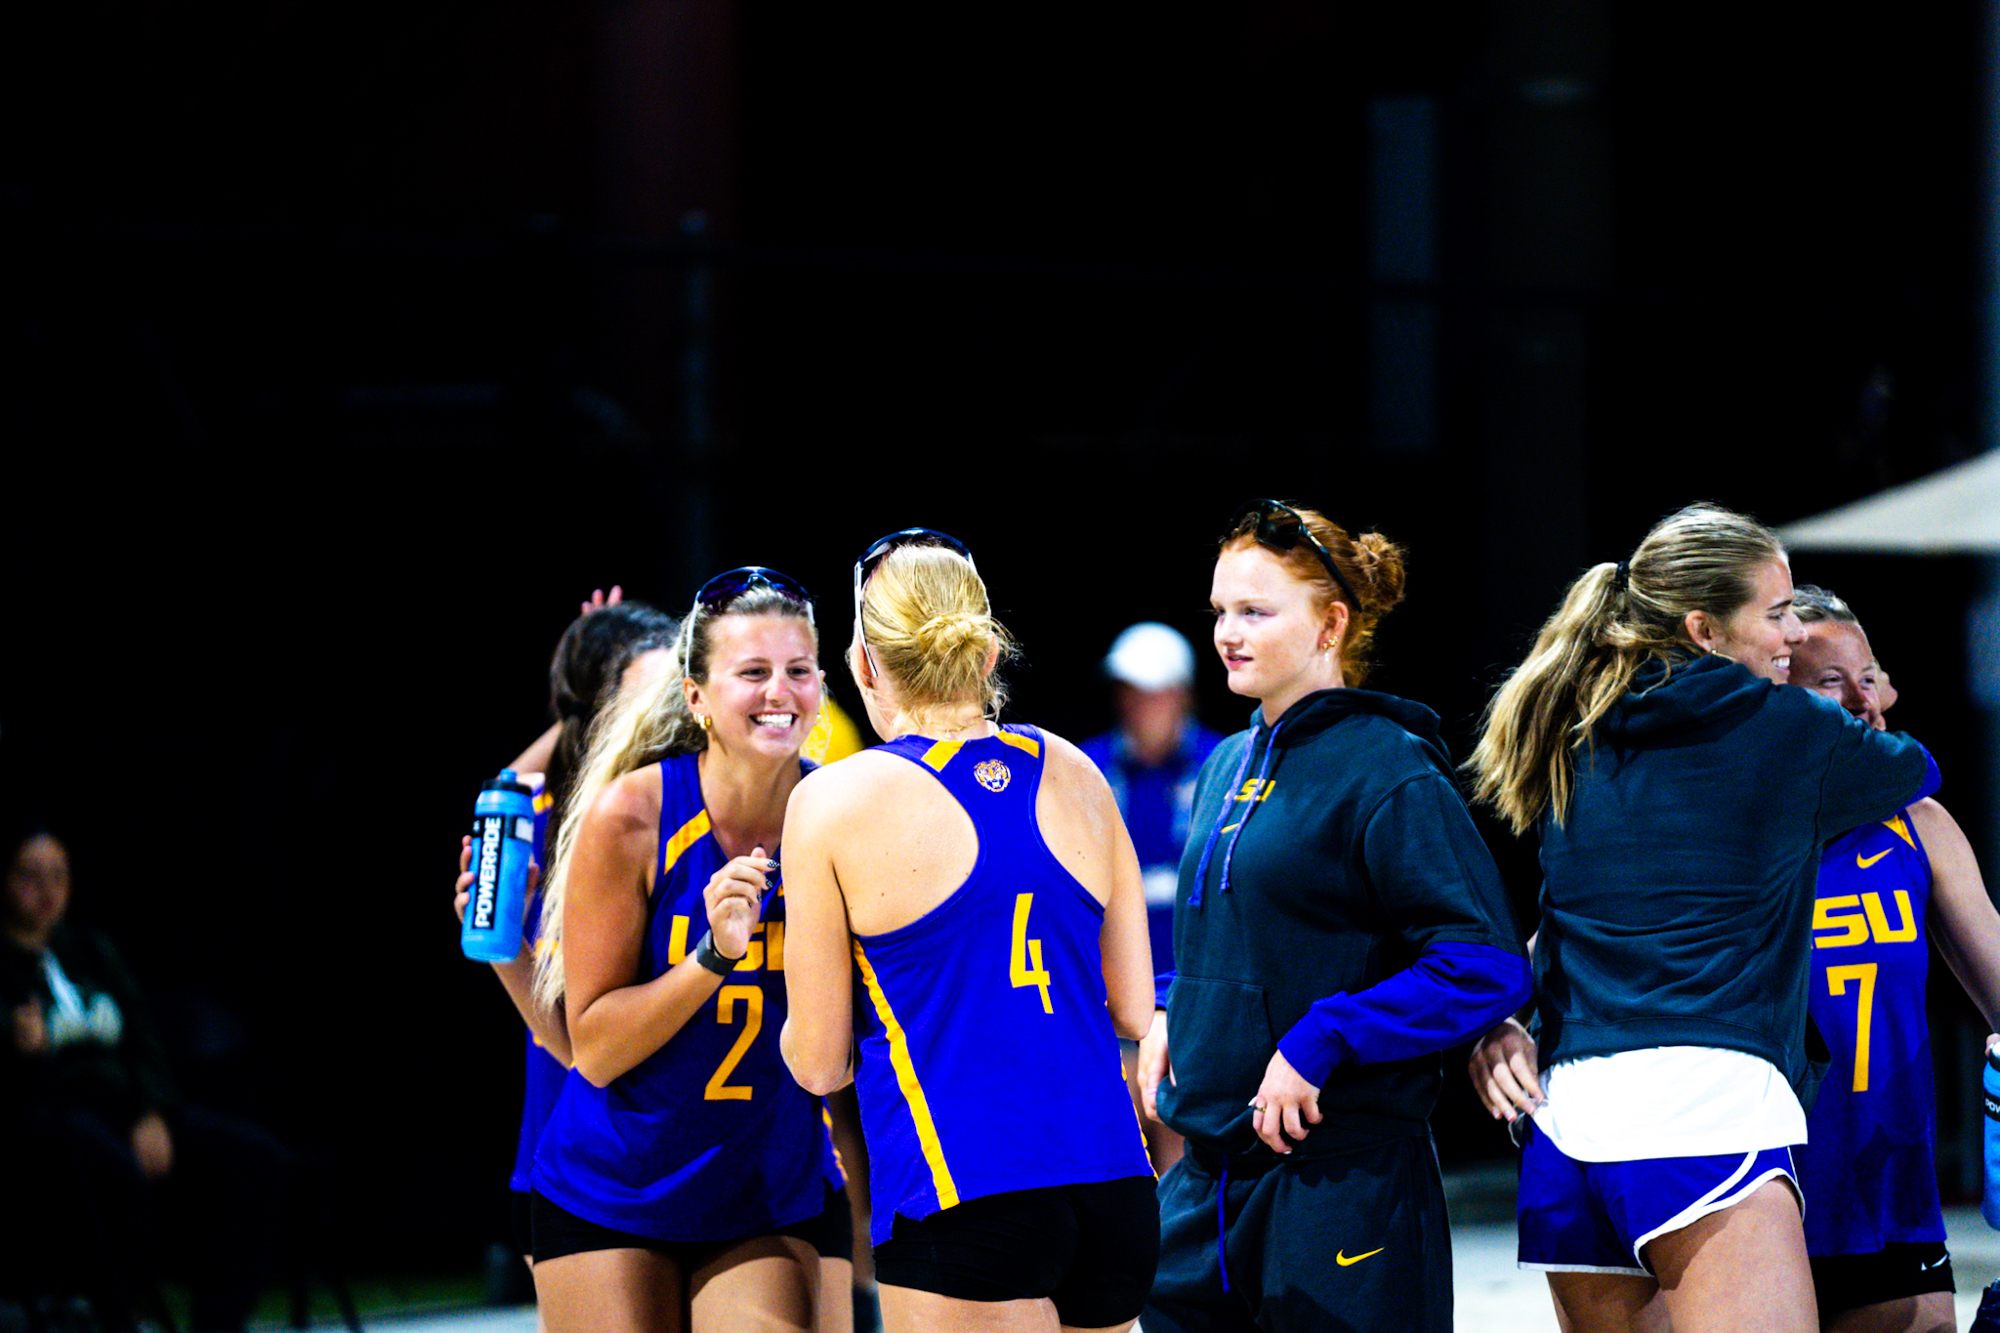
1857;850;1892;869
1220;823;1240;834
1336;1248;1384;1267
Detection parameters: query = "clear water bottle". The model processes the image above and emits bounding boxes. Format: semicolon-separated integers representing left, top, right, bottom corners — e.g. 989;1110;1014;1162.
462;770;536;962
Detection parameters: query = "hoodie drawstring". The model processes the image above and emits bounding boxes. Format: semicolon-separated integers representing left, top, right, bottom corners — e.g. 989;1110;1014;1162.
1217;718;1285;896
1216;1158;1232;1293
1187;726;1261;909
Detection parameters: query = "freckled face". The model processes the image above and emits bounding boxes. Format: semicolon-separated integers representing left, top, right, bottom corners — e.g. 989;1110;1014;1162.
1703;558;1806;684
1791;621;1883;726
688;614;822;760
1210;544;1343;719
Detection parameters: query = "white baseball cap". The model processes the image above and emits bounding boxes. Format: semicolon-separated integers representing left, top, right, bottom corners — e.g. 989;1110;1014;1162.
1104;622;1196;691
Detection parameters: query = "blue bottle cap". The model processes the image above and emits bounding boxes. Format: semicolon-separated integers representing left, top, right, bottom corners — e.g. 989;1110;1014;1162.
482;770;532;796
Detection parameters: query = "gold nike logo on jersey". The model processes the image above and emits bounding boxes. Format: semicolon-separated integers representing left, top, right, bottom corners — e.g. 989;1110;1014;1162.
1857;849;1892;869
1336;1247;1384;1267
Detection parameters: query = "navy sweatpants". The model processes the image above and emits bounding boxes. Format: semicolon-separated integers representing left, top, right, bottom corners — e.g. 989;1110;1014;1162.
1143;1133;1452;1333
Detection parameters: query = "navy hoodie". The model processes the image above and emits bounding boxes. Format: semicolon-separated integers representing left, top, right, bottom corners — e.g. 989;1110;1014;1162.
1535;654;1937;1101
1157;689;1532;1164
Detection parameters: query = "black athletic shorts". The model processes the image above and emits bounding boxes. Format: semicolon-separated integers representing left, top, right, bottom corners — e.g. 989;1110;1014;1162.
510;1189;536;1259
1810;1241;1953;1319
532;1182;853;1266
871;1175;1160;1327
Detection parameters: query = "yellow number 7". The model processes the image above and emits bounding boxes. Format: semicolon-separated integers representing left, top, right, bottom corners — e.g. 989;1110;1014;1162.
1826;963;1877;1093
1011;893;1053;1014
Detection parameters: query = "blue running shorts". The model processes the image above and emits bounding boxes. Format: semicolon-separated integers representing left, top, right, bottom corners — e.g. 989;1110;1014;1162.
1517;1124;1800;1276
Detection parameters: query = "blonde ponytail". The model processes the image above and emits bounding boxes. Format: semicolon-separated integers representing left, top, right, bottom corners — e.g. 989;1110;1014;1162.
1466;503;1786;835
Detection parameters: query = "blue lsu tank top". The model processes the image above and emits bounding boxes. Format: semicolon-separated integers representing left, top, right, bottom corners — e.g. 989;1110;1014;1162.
532;753;823;1241
851;725;1153;1245
511;784;567;1194
1797;808;1943;1255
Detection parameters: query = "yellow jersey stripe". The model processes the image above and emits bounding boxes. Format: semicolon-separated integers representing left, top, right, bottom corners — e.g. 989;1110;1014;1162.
996;730;1040;757
852;941;958;1209
821;1106;848;1183
1885;813;1917;851
660;810;712;881
921;740;964;772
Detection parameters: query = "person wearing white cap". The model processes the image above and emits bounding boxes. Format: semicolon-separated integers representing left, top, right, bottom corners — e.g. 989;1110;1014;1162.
1081;622;1224;1173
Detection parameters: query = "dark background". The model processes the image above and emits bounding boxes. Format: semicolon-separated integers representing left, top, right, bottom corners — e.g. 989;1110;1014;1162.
3;1;1994;1271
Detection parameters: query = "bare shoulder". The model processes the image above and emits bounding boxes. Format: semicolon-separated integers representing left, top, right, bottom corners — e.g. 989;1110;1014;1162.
1036;728;1115;803
1911;797;1971;853
586;763;664;834
792;750;916;819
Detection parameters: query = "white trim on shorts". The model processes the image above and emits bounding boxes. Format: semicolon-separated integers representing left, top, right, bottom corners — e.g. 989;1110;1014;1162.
1519;1260;1651;1277
1629;1148;1800;1273
1515;1148;1801;1279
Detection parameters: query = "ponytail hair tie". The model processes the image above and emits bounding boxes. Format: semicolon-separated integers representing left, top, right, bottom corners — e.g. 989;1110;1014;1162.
1612;560;1632;592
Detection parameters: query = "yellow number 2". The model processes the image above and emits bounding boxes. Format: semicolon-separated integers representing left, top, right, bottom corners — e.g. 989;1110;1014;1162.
1010;893;1053;1014
1826;963;1877;1093
704;984;762;1101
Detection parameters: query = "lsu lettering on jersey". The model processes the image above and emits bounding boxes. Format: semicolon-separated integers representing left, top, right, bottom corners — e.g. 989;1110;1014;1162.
1797;809;1944;1255
533;753;823;1241
511;782;566;1194
851;725;1153;1245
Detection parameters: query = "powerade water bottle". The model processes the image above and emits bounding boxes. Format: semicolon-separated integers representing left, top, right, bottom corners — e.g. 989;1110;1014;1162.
1984;1046;2000;1230
462;770;536;962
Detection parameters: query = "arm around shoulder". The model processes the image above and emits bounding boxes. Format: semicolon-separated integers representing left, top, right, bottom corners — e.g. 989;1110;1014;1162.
1812;701;1939;839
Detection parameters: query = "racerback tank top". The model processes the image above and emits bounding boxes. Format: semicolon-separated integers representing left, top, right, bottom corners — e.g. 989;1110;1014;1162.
850;725;1152;1244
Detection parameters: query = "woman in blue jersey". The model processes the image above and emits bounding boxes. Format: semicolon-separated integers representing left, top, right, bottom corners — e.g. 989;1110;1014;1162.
527;568;838;1333
1787;586;2000;1333
780;528;1161;1333
1135;499;1532;1333
454;596;678;1265
1464;504;1938;1333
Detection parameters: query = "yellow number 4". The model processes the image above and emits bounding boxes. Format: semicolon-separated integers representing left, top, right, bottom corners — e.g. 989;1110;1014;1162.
1011;893;1053;1014
1827;963;1877;1093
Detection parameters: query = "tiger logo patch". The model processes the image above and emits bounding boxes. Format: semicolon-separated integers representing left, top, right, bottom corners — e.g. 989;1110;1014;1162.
974;759;1011;792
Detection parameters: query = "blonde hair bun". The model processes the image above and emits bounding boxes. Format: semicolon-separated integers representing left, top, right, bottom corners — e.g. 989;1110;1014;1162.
859;544;1016;730
915;610;994;657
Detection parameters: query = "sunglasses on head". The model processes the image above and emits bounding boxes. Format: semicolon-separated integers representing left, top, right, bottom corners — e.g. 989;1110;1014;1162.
851;528;976;672
684;566;814;675
1225;499;1360;609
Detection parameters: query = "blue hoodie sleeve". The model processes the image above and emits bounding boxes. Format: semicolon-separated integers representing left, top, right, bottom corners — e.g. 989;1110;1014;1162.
1277;943;1531;1086
1155;969;1175;1010
1276;771;1532;1087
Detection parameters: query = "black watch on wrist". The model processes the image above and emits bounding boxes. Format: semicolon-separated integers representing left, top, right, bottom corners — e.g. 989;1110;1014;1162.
693;930;742;977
